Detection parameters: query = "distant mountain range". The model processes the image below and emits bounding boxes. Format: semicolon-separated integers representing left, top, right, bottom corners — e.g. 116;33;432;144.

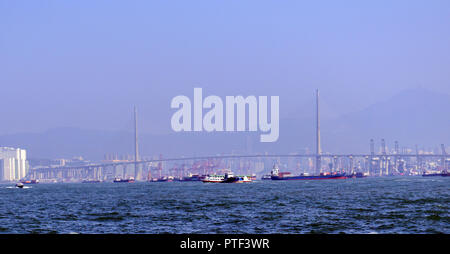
324;88;450;153
1;88;448;160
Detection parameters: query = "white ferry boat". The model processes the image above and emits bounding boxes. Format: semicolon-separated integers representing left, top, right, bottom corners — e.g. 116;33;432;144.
202;174;225;183
202;173;252;183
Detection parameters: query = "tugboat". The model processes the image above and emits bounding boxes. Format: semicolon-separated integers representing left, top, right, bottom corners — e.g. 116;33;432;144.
113;177;135;183
15;182;24;188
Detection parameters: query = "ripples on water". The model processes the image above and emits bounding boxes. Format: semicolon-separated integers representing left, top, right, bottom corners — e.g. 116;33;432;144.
0;177;448;234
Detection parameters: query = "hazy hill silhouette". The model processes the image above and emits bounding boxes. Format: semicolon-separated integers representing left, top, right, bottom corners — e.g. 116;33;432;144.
324;88;450;153
0;88;448;160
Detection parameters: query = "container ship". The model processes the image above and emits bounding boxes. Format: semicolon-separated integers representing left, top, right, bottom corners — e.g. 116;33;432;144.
270;165;348;180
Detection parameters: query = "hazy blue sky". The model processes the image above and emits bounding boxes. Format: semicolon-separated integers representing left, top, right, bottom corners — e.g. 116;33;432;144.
1;0;449;135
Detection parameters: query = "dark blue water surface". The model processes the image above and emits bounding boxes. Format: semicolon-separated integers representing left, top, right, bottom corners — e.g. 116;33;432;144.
0;177;448;234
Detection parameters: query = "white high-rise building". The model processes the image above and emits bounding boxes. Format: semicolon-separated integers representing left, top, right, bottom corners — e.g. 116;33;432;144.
0;147;27;181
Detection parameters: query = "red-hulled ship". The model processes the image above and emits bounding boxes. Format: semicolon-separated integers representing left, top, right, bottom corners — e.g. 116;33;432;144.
270;165;348;180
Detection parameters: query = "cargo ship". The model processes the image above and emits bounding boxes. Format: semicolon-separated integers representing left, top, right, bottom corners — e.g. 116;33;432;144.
270;165;348;180
113;177;135;183
422;170;449;177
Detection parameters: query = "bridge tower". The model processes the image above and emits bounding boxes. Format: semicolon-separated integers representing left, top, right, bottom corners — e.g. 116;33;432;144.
134;106;140;180
315;89;322;174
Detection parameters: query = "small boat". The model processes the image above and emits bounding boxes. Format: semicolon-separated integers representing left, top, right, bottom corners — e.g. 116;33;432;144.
154;176;174;182
20;179;39;184
261;175;272;180
16;182;24;188
221;174;252;183
180;174;205;182
422;170;449;177
113;177;135;183
82;180;102;183
347;172;368;178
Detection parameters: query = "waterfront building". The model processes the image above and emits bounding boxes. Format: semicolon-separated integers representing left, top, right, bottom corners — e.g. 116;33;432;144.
0;147;27;181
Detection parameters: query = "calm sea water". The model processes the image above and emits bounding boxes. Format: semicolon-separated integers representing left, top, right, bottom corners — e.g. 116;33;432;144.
0;177;448;234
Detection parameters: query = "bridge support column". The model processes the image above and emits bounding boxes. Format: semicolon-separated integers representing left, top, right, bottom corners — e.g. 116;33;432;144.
112;165;118;178
349;156;354;173
123;165;127;179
